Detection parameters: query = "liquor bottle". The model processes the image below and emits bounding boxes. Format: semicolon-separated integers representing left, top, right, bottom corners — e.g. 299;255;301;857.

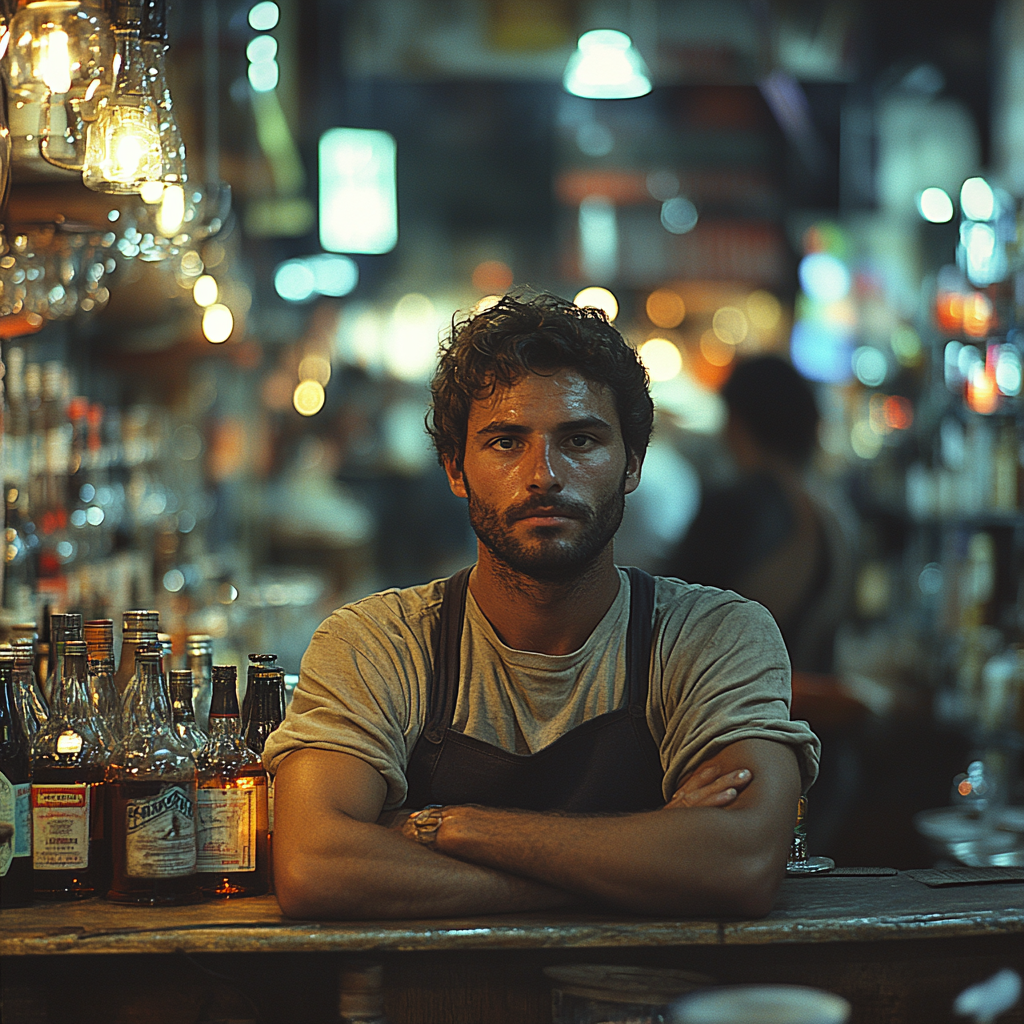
0;649;34;907
338;961;390;1024
195;665;269;898
83;619;120;750
241;653;278;736
43;611;83;707
186;634;213;732
242;658;286;887
106;643;200;905
12;639;48;740
116;611;160;736
114;609;160;695
169;669;207;757
31;639;109;900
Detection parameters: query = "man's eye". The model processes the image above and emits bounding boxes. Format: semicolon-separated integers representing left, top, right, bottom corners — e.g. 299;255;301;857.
493;437;518;450
568;435;593;448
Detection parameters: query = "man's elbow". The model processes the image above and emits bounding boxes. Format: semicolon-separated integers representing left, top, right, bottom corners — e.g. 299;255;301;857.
272;846;369;920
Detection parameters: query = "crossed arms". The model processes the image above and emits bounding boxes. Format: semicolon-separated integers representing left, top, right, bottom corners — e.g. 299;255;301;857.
272;737;801;920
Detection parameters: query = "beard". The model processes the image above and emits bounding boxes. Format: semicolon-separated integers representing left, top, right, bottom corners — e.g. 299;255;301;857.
464;476;627;583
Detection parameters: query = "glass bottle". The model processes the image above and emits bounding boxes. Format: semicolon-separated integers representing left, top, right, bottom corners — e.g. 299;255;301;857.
195;665;269;898
186;634;213;732
43;611;83;707
1;649;34;907
12;640;49;740
114;609;160;695
84;619;120;750
31;639;109;900
169;669;206;757
242;652;278;735
106;643;200;905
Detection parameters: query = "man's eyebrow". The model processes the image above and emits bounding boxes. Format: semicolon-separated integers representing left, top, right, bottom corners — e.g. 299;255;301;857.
475;416;613;436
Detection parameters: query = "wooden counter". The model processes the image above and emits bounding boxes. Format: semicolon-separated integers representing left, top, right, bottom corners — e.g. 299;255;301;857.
2;872;1022;1024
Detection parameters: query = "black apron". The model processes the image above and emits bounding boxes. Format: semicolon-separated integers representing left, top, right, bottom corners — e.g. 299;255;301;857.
403;566;665;814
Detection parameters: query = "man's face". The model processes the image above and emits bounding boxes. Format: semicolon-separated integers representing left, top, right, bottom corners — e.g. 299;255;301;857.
443;368;641;582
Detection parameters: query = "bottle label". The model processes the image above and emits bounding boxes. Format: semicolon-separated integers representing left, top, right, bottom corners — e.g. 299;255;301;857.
32;783;90;870
0;775;31;876
125;785;197;878
197;788;256;872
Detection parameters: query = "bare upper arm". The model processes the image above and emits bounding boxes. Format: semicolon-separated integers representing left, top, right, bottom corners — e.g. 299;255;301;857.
694;738;801;832
274;748;389;828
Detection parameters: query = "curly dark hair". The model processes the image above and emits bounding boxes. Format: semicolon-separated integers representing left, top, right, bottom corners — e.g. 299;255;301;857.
427;292;653;469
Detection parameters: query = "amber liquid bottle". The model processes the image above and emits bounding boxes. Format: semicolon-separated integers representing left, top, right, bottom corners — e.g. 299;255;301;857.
107;644;201;905
31;639;109;900
195;666;269;898
169;669;207;757
0;650;34;907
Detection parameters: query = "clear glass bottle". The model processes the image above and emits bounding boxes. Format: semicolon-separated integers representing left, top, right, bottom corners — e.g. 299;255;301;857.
169;669;207;757
84;619;119;750
0;648;34;907
43;611;83;708
12;639;49;740
195;665;269;898
106;643;200;905
114;609;160;695
186;634;213;732
31;639;109;900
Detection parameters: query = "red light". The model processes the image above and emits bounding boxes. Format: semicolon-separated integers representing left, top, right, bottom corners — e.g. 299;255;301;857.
883;396;913;431
934;292;963;333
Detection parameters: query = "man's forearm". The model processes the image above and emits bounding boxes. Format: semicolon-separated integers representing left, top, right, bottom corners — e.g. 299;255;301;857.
434;802;787;917
274;808;576;919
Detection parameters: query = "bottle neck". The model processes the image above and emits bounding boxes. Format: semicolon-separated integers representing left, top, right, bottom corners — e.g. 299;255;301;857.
170;685;197;724
131;658;172;729
53;652;91;721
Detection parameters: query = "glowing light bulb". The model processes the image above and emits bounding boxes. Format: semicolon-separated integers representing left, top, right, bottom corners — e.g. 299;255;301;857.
39;28;72;94
563;30;651;99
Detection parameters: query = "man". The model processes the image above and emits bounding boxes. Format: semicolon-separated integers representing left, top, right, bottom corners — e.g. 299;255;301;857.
265;293;819;920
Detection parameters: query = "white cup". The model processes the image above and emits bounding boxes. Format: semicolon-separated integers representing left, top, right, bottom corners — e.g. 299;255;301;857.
672;984;851;1024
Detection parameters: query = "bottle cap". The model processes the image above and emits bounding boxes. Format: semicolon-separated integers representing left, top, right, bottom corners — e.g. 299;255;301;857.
248;653;278;664
186;634;213;656
134;642;164;664
63;640;88;657
123;610;160;632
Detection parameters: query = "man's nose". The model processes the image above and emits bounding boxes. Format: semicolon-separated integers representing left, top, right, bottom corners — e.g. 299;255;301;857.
526;440;562;492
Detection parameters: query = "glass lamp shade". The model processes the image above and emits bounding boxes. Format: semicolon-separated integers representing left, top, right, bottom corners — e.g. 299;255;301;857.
142;39;187;184
83;98;162;192
5;1;115;103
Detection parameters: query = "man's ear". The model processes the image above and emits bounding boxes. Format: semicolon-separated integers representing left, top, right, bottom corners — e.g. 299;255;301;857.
624;451;643;495
442;455;468;498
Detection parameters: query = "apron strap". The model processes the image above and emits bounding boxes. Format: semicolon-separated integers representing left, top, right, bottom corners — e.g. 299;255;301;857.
424;565;472;742
624;566;656;711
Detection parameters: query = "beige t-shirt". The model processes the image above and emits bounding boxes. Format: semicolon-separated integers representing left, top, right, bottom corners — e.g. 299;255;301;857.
263;570;820;809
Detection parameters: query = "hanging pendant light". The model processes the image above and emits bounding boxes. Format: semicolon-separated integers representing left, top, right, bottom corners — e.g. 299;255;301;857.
5;0;115;171
82;0;164;193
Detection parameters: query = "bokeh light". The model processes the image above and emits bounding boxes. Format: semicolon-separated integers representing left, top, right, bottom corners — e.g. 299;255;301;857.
660;196;698;234
798;252;851;302
712;306;748;345
472;260;513;294
917;187;954;223
960;177;995;221
202;304;233;344
638;338;683;381
700;329;735;367
962;292;993;337
248;1;279;30
574;286;618;322
193;275;219;307
853;346;887;387
298;354;331;386
746;290;782;332
293;379;326;416
646;288;686;329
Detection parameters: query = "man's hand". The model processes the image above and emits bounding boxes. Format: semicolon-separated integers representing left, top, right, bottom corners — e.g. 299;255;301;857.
665;763;753;809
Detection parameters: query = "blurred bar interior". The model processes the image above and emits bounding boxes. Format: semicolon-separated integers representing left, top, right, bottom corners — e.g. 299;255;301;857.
0;0;1022;871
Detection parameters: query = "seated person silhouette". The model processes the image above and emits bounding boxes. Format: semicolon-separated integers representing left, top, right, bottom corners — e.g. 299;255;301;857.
660;355;854;675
